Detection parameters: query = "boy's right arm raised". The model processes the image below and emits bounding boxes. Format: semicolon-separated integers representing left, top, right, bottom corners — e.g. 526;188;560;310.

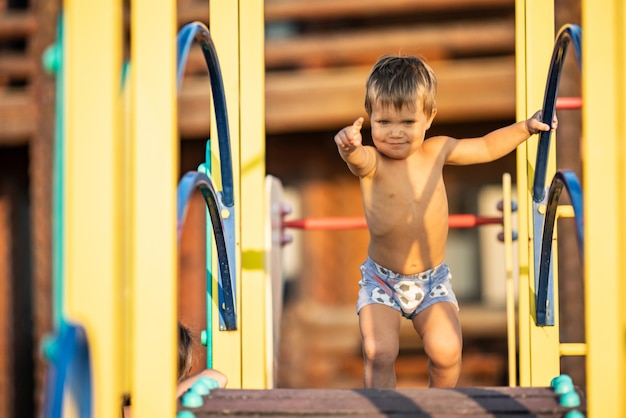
334;117;375;177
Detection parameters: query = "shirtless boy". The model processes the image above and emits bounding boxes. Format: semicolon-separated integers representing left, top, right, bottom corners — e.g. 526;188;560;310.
334;55;556;389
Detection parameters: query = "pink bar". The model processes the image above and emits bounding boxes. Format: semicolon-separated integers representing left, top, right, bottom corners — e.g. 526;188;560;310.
283;215;502;230
556;96;582;109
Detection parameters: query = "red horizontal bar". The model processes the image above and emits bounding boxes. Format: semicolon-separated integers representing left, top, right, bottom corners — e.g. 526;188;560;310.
556;96;582;110
283;215;502;230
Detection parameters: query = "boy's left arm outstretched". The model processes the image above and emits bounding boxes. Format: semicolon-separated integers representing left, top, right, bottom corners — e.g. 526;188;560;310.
444;110;557;165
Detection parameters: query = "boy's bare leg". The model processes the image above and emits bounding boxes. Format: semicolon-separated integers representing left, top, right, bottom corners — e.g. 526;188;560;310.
412;302;462;388
358;304;401;388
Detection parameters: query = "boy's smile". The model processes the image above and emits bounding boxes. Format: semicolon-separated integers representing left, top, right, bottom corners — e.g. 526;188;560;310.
369;100;436;159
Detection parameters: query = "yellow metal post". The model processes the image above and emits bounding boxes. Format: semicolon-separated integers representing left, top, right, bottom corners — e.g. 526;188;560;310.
209;0;268;389
209;0;244;388
514;0;560;386
239;0;269;388
63;1;123;415
582;0;626;416
129;0;178;416
502;173;516;387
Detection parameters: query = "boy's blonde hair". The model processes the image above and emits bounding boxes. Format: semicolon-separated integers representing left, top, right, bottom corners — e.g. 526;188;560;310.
364;55;437;117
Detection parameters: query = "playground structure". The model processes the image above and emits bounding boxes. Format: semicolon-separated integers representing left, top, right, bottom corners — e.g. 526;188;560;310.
40;0;625;417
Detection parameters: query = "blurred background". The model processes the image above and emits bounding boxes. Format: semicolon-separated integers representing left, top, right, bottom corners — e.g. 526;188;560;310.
0;0;583;416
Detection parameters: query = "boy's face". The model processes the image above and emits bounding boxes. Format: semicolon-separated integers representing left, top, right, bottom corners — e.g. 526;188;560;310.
369;99;436;160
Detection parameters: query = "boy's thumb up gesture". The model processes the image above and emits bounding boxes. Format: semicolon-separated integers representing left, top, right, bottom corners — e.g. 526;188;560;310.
335;117;364;153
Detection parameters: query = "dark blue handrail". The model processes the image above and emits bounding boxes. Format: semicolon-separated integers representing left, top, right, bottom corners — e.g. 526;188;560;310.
536;170;584;325
533;24;582;203
43;322;93;418
176;21;234;207
177;171;236;330
175;22;238;333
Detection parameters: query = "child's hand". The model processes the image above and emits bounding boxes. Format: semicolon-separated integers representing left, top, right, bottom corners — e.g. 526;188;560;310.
334;117;364;153
526;110;558;135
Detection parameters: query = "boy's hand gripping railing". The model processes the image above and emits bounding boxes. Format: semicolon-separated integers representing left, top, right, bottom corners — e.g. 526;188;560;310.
532;24;582;203
532;24;583;326
176;22;237;331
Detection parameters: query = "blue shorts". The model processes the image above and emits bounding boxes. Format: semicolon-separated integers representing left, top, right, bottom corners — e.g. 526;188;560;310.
356;257;459;320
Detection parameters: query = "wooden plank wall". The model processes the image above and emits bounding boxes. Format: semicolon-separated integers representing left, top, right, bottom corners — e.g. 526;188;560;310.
0;0;32;415
0;2;38;145
178;0;516;138
1;0;519;139
1;0;521;176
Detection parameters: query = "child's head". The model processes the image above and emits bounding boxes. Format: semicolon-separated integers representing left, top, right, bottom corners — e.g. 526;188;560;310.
364;55;437;118
177;321;193;382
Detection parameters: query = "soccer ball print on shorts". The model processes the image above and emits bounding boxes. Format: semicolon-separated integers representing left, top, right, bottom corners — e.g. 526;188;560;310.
394;280;425;315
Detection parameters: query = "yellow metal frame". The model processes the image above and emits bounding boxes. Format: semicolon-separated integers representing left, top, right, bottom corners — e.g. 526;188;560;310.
63;1;125;416
516;1;626;416
129;1;178;417
66;0;179;414
63;2;268;415
61;0;626;416
502;173;516;387
514;0;560;387
208;0;268;389
582;0;626;416
238;0;269;389
208;0;243;389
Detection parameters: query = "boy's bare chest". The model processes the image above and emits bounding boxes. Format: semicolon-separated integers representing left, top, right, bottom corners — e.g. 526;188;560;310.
370;161;445;202
362;163;448;233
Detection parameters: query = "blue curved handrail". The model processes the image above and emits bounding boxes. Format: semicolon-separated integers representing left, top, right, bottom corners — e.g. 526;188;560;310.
532;24;582;203
536;170;584;326
176;21;234;207
42;322;93;418
175;22;238;335
530;24;583;327
177;171;236;330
